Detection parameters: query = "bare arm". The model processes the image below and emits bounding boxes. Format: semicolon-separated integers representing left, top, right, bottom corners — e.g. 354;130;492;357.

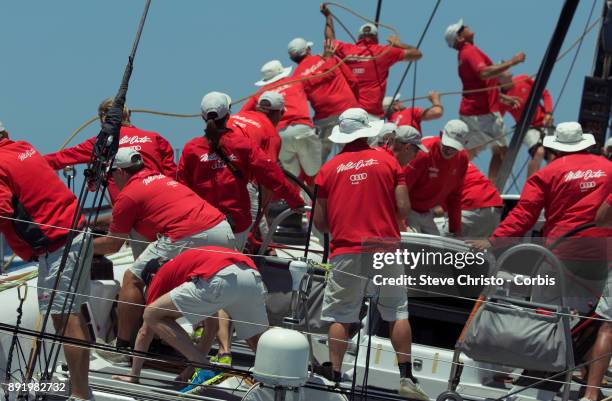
314;198;330;233
480;52;525;80
421;91;444;121
320;4;335;41
387;36;422;61
394;184;411;221
93;232;128;256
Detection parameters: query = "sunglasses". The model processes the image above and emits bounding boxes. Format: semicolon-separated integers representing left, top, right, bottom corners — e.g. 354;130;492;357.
457;25;465;34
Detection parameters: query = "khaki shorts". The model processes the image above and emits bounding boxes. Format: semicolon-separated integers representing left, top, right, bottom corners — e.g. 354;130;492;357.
38;232;93;315
461;207;502;238
596;271;612;320
524;127;554;153
407;210;440;235
170;264;268;339
314;115;340;163
130;220;236;281
460;112;507;150
321;253;408;323
278;124;322;177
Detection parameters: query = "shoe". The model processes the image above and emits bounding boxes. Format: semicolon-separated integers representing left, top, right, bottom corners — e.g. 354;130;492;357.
94;339;131;365
179;368;218;394
399;377;430;400
210;352;232;367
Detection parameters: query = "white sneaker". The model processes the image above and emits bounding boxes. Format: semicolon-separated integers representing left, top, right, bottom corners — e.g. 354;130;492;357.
399;377;430;400
94;339;130;365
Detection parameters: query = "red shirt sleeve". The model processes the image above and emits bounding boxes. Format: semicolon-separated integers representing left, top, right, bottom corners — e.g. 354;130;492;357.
249;147;304;208
0;176;33;260
240;95;258;113
176;145;194;189
109;194;137;235
491;172;547;239
156;135;177;178
541;88;553;114
44;137;96;170
462;47;488;76
446;157;468;235
332;40;350;59
379;45;407;69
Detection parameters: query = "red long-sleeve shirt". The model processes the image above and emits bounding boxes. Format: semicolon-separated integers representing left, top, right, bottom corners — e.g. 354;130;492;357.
461;163;503;210
241;77;313;131
492;153;612;240
177;128;303;233
44;125;177;200
228;111;281;161
498;74;553;127
0;139;84;261
404;137;468;235
293;54;360;120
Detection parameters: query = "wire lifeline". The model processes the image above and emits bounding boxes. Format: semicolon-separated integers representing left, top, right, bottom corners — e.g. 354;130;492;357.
0;212;609;325
1;320;611;394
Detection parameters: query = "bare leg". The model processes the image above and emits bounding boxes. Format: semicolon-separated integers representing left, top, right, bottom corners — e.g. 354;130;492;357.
117;270;145;344
527;146;545;177
488;145;507;182
245;332;264;352
52;314;90;399
144;294;207;365
584;322;612;400
216;310;232;355
389;319;412;364
113;322;155;383
175;317;219;384
328;322;352;372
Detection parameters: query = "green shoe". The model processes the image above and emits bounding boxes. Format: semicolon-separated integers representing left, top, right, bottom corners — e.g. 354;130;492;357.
210;352;232;367
191;326;205;342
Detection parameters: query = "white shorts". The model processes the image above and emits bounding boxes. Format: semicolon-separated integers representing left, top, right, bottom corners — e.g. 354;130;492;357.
130;220;236;281
278;124;322;177
460;112;507;150
314;115;340;163
596;271;612;320
461;207;502;238
407;210;440;236
38;232;92;315
321;253;408;323
170;264;269;339
524;127;554;153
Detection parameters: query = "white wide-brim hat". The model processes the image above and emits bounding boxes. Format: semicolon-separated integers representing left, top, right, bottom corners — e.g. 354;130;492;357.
255;60;293;87
543;122;596;152
329;108;385;144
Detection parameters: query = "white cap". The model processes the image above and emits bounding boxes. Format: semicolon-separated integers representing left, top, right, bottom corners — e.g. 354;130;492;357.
0;121;5;132
329;108;384;144
258;91;285;111
543;122;596;152
382;93;401;109
288;38;313;57
605;136;612;149
379;122;398;137
112;147;143;169
255;60;293;86
441;119;469;150
395;125;428;153
359;23;378;36
444;18;463;48
201;91;232;121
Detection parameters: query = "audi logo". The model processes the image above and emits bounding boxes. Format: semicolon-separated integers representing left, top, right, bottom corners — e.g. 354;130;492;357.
350;173;367;183
579;181;596;190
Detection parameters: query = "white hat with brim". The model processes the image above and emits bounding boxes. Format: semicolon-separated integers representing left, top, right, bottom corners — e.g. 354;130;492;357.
329;108;385;144
543;122;596;152
440;119;469;151
0;121;5;132
255;60;293;87
382;93;401;109
444;18;463;48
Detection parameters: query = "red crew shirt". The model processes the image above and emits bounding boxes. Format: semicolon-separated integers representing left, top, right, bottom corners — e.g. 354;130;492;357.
315;141;404;257
498;75;553;127
492;154;612;240
241;77;313;131
390;107;425;133
44;125;177;200
334;39;406;117
461;163;503;210
146;246;257;305
457;42;500;116
109;168;225;241
177;128;303;233
293;54;360;120
0;139;85;261
229;111;281;161
404;137;469;234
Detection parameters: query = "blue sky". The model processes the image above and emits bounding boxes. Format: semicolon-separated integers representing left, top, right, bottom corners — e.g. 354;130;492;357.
0;0;602;193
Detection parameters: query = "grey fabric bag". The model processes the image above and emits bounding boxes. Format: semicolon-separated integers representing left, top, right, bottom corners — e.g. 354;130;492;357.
458;300;569;371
